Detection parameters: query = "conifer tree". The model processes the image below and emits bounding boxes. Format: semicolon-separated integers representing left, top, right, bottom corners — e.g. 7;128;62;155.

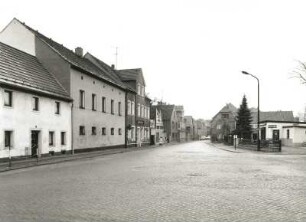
235;95;253;139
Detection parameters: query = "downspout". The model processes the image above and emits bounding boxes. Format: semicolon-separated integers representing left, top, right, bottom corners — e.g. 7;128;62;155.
125;91;127;148
71;102;74;155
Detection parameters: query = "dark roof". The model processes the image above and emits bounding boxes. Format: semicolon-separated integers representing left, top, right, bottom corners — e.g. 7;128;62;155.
155;104;175;121
252;111;295;123
117;68;146;86
220;103;237;113
211;103;237;121
0;41;70;100
16;19;126;90
84;53;130;90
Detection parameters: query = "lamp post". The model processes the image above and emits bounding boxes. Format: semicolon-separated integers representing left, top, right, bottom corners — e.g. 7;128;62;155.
242;71;260;151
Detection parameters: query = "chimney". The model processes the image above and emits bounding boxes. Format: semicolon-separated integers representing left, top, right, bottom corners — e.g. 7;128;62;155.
75;47;83;57
111;64;115;70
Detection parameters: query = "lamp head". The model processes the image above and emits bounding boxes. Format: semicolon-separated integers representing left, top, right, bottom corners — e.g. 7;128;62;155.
242;71;250;75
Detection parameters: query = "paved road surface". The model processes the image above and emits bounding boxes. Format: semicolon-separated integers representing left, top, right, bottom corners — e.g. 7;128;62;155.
0;141;305;222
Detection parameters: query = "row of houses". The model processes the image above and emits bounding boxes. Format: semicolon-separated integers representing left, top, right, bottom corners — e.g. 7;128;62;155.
210;103;306;147
0;18;209;159
150;103;209;145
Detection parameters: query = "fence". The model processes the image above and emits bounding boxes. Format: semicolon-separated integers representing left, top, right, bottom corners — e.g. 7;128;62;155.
238;139;282;152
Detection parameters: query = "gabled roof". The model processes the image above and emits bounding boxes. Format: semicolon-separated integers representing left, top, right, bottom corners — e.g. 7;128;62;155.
252;111;295;123
220;103;237;113
84;52;131;90
211;103;237;122
117;68;146;86
15;18;126;90
0;41;71;101
155;104;175;121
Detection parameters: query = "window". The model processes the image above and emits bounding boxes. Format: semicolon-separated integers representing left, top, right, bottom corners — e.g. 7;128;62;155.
131;101;135;115
61;132;66;145
49;131;54;146
137;103;140;117
92;127;96;135
79;126;85;135
102;97;106;113
287;129;290;139
55;101;60;114
221;113;229;119
137;83;141;95
118;102;121;116
92;94;96;111
102;127;106;135
4;90;12;107
111;128;114;135
4;131;12;148
32;97;39;111
79;90;85;109
118;128;122;135
111;100;114;114
127;100;131;115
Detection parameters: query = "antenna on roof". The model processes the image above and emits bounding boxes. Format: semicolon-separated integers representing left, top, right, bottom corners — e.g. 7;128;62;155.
114;46;118;69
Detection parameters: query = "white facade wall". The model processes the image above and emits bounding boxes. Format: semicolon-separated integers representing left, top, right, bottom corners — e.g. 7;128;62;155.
292;128;306;144
0;19;36;56
0;87;71;158
70;69;125;150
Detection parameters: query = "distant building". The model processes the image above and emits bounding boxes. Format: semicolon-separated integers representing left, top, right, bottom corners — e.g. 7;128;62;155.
150;106;165;145
250;110;306;147
154;103;179;142
117;68;151;147
210;103;237;142
175;106;186;142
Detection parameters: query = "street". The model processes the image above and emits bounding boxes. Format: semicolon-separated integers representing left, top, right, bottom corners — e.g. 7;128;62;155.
0;141;305;222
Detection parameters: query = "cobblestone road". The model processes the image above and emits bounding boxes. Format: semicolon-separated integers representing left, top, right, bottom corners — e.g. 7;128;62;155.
0;141;305;222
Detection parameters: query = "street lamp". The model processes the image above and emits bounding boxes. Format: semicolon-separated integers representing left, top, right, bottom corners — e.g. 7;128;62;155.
242;71;260;151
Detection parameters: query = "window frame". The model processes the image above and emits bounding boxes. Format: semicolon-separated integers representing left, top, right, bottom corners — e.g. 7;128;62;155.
49;131;55;146
4;130;13;149
92;94;97;111
4;90;12;107
111;99;114;114
55;101;60;114
32;96;39;111
79;126;85;135
111;128;114;135
61;132;66;145
79;90;85;109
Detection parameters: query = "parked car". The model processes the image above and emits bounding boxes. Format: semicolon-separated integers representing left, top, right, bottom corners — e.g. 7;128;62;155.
200;136;211;140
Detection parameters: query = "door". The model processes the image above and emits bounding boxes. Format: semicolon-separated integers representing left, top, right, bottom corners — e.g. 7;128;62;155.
31;131;39;157
272;130;280;141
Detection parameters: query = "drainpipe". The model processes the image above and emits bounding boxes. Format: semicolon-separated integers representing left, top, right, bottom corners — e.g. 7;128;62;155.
125;92;127;148
71;102;74;155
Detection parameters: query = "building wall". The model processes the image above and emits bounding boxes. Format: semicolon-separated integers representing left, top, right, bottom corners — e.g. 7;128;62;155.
126;91;136;146
0;87;71;158
0;19;36;56
35;37;71;93
70;68;125;150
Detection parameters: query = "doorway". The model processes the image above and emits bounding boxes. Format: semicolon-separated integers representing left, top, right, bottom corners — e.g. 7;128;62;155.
272;130;280;141
31;130;40;157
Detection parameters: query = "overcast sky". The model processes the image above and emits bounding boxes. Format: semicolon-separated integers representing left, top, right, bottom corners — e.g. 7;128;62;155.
1;0;306;120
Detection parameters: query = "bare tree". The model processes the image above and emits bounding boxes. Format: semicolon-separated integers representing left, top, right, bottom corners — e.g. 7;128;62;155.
292;60;306;84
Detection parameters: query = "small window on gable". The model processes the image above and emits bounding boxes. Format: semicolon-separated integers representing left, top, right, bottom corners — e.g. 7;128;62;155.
55;101;60;114
4;90;12;107
33;97;39;111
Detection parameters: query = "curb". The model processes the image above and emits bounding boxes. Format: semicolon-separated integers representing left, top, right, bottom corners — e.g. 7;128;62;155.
0;141;181;173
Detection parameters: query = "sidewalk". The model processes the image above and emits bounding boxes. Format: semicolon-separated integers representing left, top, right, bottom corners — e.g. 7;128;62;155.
0;143;168;173
211;142;306;155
